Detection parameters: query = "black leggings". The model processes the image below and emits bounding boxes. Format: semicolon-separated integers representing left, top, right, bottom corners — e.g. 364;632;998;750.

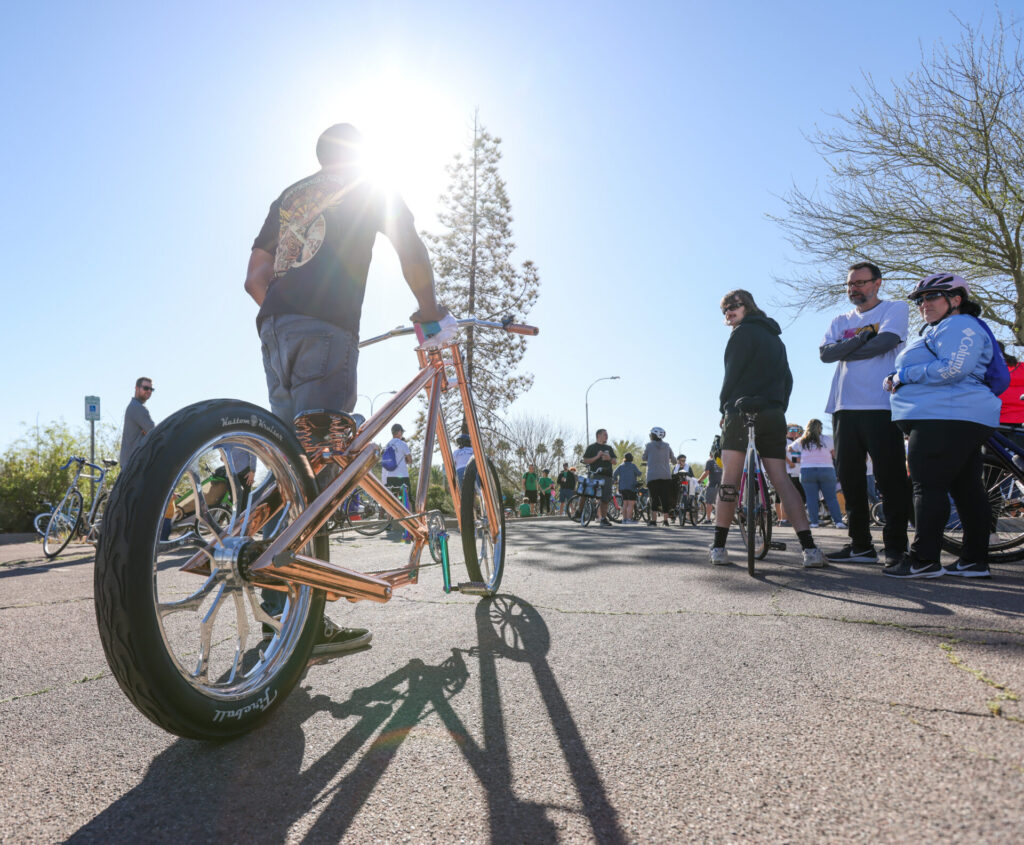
900;419;993;563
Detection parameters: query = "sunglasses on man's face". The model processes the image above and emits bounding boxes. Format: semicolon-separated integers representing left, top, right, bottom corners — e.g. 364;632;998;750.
722;305;741;315
141;386;154;392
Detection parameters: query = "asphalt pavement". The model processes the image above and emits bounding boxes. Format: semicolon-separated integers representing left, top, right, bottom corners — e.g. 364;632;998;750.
2;518;1022;843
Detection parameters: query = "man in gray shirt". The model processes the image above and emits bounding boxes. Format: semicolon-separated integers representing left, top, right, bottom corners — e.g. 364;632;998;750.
119;377;155;466
642;426;675;526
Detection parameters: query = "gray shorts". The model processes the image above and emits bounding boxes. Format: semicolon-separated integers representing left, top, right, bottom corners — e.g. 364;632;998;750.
259;314;359;424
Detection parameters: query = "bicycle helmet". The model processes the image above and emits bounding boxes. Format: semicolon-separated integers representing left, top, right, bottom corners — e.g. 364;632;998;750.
455;434;471;447
910;273;970;301
650;426;666;439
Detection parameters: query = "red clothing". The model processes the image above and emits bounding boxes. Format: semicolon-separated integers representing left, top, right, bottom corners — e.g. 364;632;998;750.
999;364;1024;424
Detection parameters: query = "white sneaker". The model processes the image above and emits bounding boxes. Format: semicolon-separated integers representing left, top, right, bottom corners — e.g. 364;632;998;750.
835;521;848;529
802;547;825;568
708;546;730;566
809;523;819;529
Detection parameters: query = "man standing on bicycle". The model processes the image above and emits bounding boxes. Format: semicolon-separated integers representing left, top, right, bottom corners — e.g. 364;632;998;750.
710;290;824;567
820;262;910;567
244;123;452;656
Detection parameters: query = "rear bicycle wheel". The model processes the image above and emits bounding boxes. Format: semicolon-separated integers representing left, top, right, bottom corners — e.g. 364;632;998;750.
870;499;886;527
460;458;506;595
581;497;596;527
34;511;51;537
94;399;327;740
43;489;83;558
941;454;1024;563
607;496;622;523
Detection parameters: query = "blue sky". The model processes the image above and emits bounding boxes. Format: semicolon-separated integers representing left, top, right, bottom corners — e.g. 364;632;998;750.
0;1;997;460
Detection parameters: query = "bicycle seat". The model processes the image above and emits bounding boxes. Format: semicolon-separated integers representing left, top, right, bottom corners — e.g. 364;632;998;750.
102;459;118;467
734;396;773;414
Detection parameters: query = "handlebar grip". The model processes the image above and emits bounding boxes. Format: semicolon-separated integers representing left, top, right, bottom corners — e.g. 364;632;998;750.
505;323;539;336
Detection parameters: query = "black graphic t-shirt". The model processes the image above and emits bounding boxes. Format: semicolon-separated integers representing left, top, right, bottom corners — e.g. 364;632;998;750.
253;171;401;334
582;442;616;476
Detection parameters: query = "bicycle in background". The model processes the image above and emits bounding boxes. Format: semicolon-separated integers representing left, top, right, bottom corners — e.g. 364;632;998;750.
38;456;118;558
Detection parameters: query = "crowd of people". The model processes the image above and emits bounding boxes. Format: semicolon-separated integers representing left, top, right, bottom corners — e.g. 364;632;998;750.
551;263;1016;582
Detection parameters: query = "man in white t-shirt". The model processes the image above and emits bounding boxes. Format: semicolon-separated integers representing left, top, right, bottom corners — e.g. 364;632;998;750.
382;423;412;494
819;261;911;566
777;423;805;526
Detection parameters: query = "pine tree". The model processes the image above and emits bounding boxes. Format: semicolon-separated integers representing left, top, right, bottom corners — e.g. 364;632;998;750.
422;112;540;428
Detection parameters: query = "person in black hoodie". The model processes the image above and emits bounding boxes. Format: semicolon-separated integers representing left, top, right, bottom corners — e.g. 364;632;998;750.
709;289;824;567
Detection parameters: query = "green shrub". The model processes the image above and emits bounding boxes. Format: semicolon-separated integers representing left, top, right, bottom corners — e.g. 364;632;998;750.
0;420;120;532
425;483;454;514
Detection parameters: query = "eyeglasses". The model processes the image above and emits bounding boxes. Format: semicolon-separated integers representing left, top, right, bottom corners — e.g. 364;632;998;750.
846;277;879;288
911;291;948;304
787;428;802;433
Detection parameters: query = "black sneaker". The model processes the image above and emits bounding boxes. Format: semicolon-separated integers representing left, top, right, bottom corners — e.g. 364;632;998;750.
311;617;372;656
882;554;943;579
825;544;878;564
884;550;905;567
599;518;613;527
943;560;992;578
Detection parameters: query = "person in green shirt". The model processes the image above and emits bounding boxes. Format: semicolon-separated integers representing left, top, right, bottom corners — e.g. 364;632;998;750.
522;464;539;515
537;469;554;515
518;497;532;518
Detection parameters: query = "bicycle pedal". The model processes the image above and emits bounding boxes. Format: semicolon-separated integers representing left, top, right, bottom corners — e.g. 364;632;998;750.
769;541;787;551
456;581;489;596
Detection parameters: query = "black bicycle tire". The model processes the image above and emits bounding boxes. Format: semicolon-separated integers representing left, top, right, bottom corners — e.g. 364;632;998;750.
352;493;392;536
94;399;326;740
43;489;83;558
744;450;757;574
940;453;1024;563
870;500;886;527
460;458;505;594
756;472;772;561
581;497;595;527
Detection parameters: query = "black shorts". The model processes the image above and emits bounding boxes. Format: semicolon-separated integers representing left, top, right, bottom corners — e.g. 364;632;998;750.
620;489;637;501
648;478;675;513
525;489;538;503
721;407;787;460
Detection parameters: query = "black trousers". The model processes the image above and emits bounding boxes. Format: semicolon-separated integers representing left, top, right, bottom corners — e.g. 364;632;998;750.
833;410;910;554
538;492;550;514
899;419;993;563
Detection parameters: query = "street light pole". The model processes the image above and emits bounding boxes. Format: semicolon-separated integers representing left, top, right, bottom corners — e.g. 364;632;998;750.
358;390;397;416
584;376;620;444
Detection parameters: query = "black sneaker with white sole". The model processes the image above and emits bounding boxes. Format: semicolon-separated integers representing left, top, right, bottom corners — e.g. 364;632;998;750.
882;554;943;579
825;544;878;564
942;560;992;578
311;616;372;655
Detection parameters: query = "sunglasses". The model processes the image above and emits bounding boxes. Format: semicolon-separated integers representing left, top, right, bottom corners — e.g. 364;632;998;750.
911;291;948;304
141;386;154;392
721;304;741;315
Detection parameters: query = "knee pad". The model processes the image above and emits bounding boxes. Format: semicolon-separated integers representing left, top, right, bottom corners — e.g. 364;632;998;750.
718;484;738;503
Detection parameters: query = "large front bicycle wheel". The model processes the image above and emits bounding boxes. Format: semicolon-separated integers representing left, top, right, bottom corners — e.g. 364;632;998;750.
941;454;1024;563
565;495;582;521
755;476;772;561
43;489;83;558
34;511;51;537
94;400;328;740
460;458;506;595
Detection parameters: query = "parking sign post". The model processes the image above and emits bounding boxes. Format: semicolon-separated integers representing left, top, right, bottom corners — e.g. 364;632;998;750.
85;397;100;500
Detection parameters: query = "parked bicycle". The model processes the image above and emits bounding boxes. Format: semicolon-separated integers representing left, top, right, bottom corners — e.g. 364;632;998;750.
733;400;776;575
94;317;536;740
38;456;117;558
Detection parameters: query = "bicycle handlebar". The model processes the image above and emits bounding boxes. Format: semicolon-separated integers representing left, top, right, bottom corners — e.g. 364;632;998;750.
61;455;106;473
359;317;539;349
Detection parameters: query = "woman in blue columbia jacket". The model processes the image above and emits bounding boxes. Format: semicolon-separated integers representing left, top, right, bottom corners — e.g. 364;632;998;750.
882;275;1000;578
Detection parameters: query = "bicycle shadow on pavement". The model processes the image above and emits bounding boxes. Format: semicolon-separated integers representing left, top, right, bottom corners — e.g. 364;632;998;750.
0;550;95;579
68;596;627;844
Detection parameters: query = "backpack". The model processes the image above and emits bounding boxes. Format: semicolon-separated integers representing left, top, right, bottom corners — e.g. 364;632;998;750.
381;442;399;472
923;316;1010;395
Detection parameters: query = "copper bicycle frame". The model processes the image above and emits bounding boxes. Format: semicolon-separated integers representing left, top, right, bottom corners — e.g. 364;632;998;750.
218;329;511;604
